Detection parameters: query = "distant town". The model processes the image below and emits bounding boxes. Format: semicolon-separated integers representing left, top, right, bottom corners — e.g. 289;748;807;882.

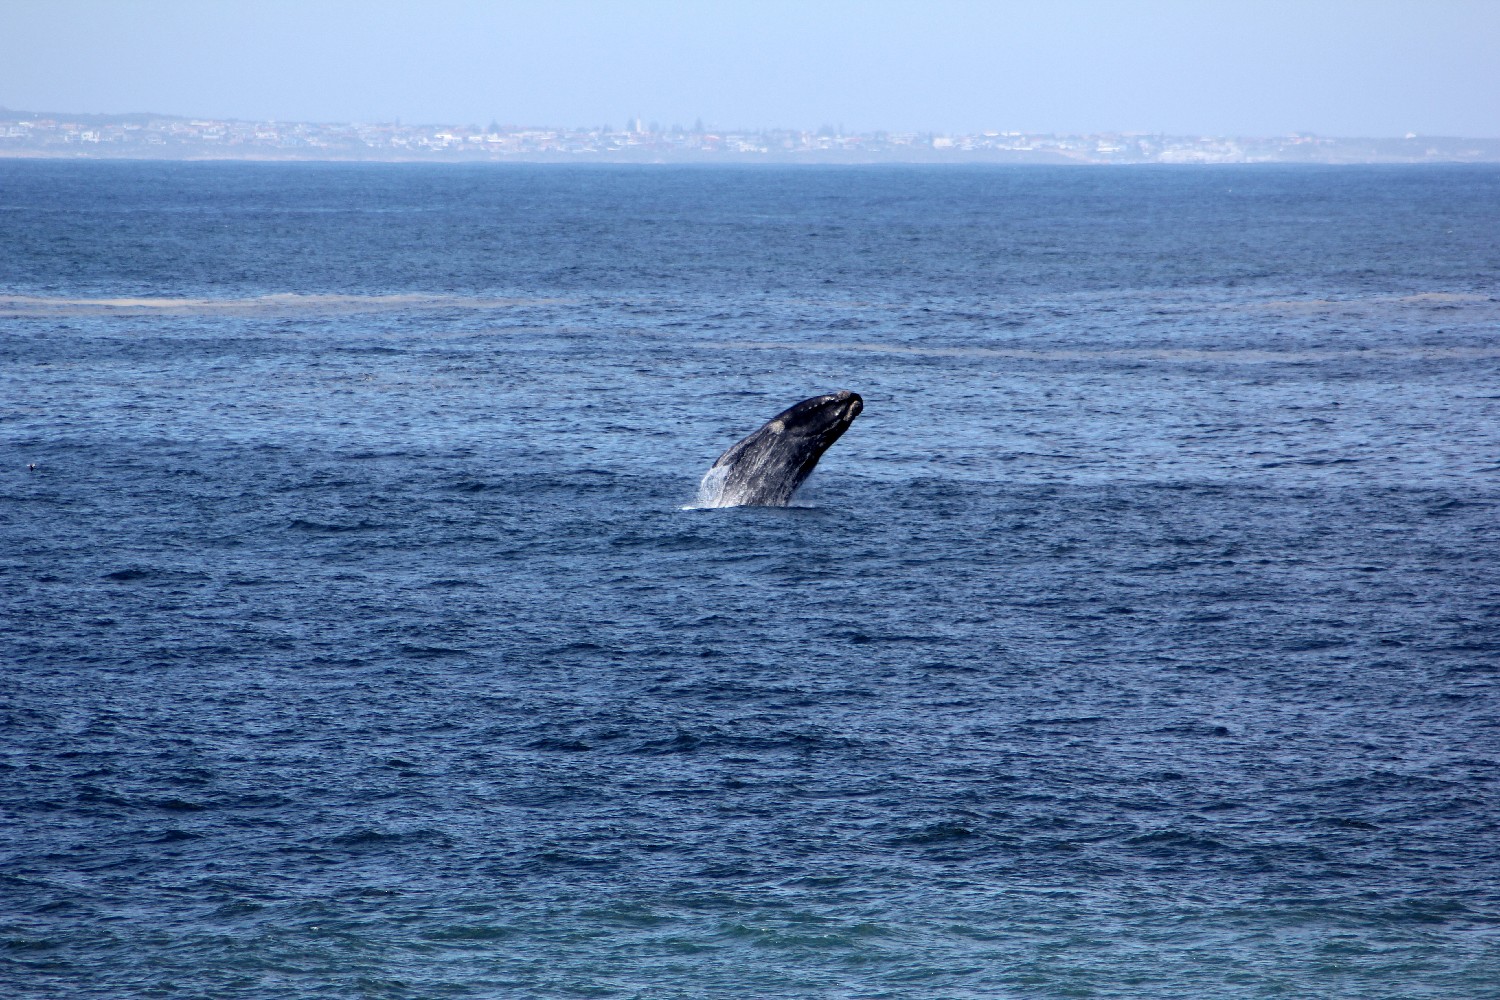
3;108;1498;164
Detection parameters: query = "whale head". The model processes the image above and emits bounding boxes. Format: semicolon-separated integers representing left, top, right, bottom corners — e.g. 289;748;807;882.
702;390;863;507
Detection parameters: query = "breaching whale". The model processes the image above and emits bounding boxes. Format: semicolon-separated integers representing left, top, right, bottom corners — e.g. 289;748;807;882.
698;390;863;507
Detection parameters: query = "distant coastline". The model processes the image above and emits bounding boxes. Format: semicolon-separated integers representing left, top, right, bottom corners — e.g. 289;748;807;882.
3;107;1499;164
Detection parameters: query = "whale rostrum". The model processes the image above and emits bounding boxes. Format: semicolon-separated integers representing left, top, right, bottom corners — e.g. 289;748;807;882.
699;390;864;507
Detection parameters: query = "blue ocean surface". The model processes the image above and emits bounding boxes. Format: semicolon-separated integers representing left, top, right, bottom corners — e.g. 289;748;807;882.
2;162;1498;998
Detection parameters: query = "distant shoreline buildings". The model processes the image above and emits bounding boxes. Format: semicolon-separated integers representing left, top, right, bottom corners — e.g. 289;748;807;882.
3;109;1498;164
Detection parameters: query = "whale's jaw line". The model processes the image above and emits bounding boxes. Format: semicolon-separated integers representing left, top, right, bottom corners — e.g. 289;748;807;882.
702;390;863;508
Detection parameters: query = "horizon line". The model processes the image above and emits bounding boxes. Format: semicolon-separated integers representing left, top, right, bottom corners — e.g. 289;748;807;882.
4;106;1497;142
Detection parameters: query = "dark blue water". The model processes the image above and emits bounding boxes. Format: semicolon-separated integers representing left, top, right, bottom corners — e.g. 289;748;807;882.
3;162;1499;998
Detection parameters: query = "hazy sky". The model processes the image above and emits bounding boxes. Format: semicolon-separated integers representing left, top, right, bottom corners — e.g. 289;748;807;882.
5;0;1498;136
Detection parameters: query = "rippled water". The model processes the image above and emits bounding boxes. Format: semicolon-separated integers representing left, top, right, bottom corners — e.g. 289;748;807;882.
2;162;1499;998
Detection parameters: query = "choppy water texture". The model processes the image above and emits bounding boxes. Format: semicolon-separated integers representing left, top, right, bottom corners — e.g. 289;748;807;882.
2;162;1499;998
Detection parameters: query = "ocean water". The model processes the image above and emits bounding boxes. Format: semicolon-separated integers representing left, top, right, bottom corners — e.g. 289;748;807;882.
2;162;1498;998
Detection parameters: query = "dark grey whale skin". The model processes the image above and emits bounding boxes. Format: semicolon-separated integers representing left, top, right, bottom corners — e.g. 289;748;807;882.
706;390;864;506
